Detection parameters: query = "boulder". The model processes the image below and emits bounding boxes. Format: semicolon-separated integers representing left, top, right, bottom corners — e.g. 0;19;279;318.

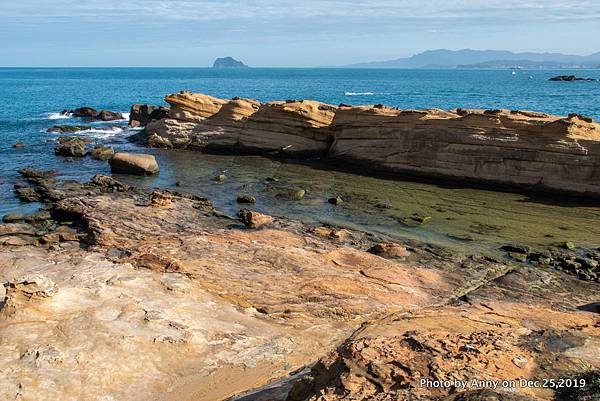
54;136;91;157
97;110;124;121
109;152;159;175
236;194;256;204
71;107;98;118
91;145;115;161
238;209;273;228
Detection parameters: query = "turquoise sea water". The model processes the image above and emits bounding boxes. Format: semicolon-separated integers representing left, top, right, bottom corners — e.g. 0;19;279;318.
1;68;599;251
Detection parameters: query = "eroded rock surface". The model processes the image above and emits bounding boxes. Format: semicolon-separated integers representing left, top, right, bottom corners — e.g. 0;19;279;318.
143;93;600;196
0;175;598;401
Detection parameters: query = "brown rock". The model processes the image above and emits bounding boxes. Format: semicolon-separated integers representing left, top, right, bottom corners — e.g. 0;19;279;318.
109;152;159;175
91;145;115;160
368;242;410;258
54;136;91;157
12;142;26;148
97;110;124;121
238;209;273;228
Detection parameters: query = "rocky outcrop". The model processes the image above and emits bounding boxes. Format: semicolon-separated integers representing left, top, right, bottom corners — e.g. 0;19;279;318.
146;92;336;155
329;107;600;196
1;275;58;316
143;92;600;197
54;136;92;157
48;125;93;133
129;104;170;127
64;107;124;121
109;152;159;175
1;174;598;401
549;75;597;82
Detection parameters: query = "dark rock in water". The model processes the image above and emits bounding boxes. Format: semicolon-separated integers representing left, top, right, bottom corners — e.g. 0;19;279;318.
214;174;227;182
2;213;26;223
501;244;531;254
65;107;124;121
18;167;57;179
54;137;91;157
560;240;575;250
212;57;249;68
127;130;147;144
411;213;432;224
328;196;344;205
97;110;124;121
47;125;93;133
109;152;159;175
278;189;306;201
90;174;131;192
91;145;115;161
14;186;40;202
24;211;52;223
71;107;98;118
129;104;170;127
12;142;26;148
237;194;256;204
549;75;597;82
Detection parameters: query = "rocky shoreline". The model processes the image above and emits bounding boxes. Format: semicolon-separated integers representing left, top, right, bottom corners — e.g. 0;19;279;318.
0;166;598;401
133;92;600;198
1;93;599;401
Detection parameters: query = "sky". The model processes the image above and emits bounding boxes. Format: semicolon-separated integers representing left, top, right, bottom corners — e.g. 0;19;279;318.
1;0;599;67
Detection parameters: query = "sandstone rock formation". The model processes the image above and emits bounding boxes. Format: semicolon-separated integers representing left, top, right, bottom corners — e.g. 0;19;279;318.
142;92;600;197
109;152;159;175
0;173;598;401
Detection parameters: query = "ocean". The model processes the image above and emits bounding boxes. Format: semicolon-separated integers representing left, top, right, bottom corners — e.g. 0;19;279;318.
1;67;599;251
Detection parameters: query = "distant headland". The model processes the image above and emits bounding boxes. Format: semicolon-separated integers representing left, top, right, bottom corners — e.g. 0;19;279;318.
212;57;249;68
338;49;600;69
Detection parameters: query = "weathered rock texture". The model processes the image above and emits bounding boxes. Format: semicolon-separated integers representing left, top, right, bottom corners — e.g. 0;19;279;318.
109;152;159;175
1;175;598;401
144;92;600;196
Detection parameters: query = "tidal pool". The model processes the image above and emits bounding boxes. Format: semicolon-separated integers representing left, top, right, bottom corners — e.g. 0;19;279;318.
115;149;600;255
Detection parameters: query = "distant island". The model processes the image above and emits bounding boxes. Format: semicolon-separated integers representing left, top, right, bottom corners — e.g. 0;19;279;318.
212;57;249;68
340;49;600;69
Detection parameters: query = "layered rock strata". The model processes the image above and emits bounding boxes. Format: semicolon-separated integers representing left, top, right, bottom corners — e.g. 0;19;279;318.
1;173;598;401
144;92;600;196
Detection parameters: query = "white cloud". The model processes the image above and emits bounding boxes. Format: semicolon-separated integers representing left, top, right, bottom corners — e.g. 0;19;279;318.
3;0;600;23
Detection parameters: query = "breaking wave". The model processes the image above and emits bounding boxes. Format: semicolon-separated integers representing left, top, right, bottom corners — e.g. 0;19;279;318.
46;112;72;120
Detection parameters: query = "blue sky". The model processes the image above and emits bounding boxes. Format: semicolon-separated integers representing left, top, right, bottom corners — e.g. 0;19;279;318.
1;0;599;67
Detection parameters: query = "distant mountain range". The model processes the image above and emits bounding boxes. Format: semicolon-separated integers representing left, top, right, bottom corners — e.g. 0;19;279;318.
341;49;600;69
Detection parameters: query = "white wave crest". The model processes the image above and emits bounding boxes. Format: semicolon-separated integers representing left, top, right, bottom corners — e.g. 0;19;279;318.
344;92;392;96
46;112;72;120
345;92;375;96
